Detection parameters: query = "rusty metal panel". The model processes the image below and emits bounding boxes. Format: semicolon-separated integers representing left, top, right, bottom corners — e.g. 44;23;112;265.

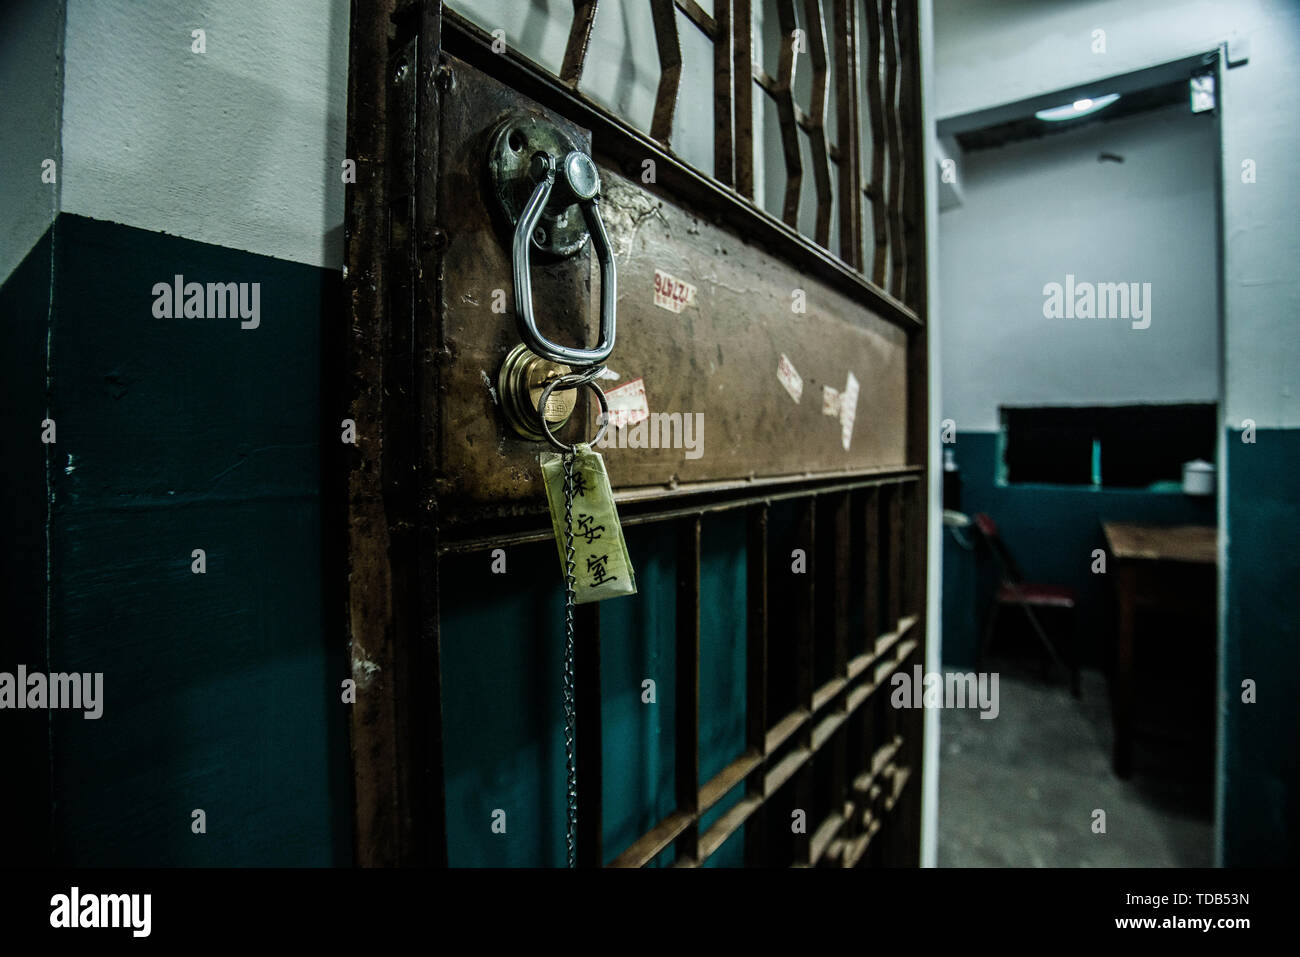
432;55;909;522
595;169;910;490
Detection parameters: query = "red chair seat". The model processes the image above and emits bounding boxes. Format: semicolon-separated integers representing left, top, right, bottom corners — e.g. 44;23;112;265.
995;582;1077;608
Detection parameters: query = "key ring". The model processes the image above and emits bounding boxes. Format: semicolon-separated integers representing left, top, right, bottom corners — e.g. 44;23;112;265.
539;367;610;453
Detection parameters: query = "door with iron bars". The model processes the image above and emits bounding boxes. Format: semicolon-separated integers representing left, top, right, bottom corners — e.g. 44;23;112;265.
343;0;929;868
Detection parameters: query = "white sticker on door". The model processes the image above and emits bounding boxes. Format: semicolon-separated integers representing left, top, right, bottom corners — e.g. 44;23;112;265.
822;386;841;416
820;373;860;449
840;372;860;451
777;353;803;403
654;269;696;313
602;376;650;429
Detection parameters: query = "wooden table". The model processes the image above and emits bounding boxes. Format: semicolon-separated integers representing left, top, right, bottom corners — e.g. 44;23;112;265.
1102;522;1216;778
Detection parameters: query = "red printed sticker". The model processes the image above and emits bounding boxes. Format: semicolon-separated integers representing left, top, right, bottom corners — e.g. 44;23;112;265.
654;269;696;313
602;377;650;429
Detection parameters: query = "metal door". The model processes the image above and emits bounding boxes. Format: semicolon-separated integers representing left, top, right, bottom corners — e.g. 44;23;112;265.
342;0;929;867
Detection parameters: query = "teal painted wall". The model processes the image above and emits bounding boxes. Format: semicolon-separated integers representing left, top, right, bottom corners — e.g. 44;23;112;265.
2;214;352;865
1223;428;1300;865
940;522;978;669
940;431;1214;668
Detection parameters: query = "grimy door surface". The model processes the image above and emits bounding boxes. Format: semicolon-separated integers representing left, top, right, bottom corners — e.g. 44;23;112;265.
343;0;929;867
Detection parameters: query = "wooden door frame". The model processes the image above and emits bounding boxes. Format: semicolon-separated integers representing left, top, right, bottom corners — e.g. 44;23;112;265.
341;0;448;867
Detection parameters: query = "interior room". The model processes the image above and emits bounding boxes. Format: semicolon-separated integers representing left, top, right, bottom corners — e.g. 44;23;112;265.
929;0;1297;871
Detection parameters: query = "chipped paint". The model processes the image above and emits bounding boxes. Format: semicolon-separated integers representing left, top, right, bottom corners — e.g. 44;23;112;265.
700;272;750;296
601;181;669;264
351;647;382;689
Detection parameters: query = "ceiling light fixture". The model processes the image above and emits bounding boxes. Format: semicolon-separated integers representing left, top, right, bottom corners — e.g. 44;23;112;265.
1034;93;1121;122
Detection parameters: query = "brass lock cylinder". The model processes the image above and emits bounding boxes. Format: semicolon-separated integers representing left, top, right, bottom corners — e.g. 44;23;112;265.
499;343;577;441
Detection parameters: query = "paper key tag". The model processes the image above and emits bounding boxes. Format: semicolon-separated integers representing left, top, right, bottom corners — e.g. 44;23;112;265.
540;443;637;604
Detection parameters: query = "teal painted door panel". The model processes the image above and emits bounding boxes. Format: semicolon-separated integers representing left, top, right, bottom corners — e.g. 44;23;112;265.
440;538;570;867
599;524;677;866
698;512;749;867
440;513;753;867
699;511;748;786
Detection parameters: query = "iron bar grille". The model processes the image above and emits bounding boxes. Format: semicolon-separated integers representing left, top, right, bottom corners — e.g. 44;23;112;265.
444;0;925;312
439;473;924;867
419;2;929;867
343;1;929;867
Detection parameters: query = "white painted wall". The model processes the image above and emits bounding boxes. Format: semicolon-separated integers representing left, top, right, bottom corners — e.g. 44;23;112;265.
937;0;1246;121
940;104;1220;432
933;0;1300;429
0;0;64;282
59;0;350;269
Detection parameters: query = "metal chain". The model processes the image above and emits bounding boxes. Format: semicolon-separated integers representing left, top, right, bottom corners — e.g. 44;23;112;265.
542;363;607;869
561;449;579;869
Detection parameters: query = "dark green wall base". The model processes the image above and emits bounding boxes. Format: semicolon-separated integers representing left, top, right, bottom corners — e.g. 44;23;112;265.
1223;428;1300;866
0;227;55;863
2;213;351;865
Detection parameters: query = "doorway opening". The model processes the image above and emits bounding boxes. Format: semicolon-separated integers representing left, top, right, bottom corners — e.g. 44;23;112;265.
935;54;1224;867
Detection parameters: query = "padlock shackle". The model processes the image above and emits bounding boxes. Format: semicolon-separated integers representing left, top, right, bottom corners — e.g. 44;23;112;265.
512;152;617;367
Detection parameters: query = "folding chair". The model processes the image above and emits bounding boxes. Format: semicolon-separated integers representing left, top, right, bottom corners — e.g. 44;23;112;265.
973;513;1081;697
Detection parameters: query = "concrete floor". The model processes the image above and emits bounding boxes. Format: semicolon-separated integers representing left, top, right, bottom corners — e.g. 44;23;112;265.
937;665;1213;867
